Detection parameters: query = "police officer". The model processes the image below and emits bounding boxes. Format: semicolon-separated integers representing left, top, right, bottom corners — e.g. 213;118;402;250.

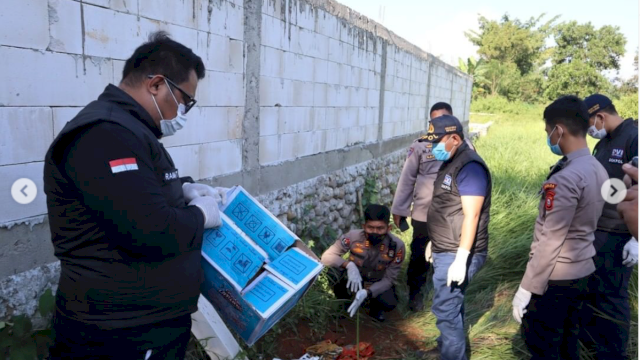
44;32;224;360
511;95;609;359
392;102;448;312
419;115;491;360
581;94;639;359
392;102;475;311
321;204;406;322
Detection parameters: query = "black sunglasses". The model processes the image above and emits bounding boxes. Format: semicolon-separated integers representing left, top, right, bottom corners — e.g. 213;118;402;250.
147;75;197;114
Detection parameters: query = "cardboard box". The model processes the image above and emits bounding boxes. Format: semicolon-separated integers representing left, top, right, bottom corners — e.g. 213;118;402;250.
200;186;323;346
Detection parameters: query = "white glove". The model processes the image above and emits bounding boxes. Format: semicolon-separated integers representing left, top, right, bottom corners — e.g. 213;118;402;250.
347;289;368;317
425;241;433;264
512;285;532;324
189;196;222;228
183;183;229;205
345;262;363;293
446;248;470;286
623;237;638;267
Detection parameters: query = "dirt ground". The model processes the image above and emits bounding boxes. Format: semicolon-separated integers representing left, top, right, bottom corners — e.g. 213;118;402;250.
274;311;433;360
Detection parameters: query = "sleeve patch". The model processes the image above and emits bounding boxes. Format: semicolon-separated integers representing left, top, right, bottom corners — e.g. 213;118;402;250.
341;237;350;248
395;249;404;263
543;183;557;191
545;191;555;211
407;147;415;158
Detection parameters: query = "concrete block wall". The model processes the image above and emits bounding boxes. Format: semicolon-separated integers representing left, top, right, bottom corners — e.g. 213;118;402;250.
0;0;471;319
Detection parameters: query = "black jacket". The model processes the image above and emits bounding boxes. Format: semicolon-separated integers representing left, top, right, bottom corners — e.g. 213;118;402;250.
592;118;638;233
427;143;492;254
44;85;204;329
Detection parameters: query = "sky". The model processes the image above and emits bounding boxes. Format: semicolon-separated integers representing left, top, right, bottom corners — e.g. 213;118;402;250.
338;0;639;80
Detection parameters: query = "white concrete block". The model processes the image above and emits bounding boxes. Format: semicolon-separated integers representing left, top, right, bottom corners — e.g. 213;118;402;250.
112;60;126;84
279;133;296;162
83;0;110;7
48;0;82;54
357;108;367;126
294;28;315;56
313;83;328;107
262;0;283;20
335;126;348;149
336;108;349;128
260;76;291;107
0;108;52;166
199;140;242;178
314;58;329;84
294;131;315;157
0;47;113;107
334;86;348;107
198;33;228;72
260;107;279;136
296;5;315;31
83;5;142;60
0;162;47;223
367;107;378;125
324;129;337;151
365;124;378;142
259;135;280;165
327;61;341;85
339;64;352;87
347;126;365;145
227;107;244;139
139;0;197;29
228;39;245;74
111;0;139;13
312;108;326;131
328;38;342;63
225;2;244;40
313;34;330;60
261;15;286;51
199;71;245;107
291;81;314;107
160;107;234;148
0;0;49;50
261;46;284;78
166;145;201;180
53;108;82;137
279;107;313;134
346;108;358;128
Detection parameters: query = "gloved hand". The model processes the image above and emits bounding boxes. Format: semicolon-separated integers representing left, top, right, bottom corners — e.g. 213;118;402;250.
512;285;532;324
189;196;222;228
623;237;638;267
345;262;363;293
183;183;229;205
425;241;433;264
446;248;470;286
347;289;368;317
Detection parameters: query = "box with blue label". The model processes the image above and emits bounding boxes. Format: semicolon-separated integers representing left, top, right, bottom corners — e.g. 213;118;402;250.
201;186;323;346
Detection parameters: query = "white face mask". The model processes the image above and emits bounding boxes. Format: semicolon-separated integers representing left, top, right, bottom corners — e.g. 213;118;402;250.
587;117;607;139
151;79;188;137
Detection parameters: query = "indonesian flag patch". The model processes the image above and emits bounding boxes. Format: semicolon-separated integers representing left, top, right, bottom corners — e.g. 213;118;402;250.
109;158;138;173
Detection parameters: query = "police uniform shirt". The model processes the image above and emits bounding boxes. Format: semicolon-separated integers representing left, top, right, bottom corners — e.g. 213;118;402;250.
321;229;406;297
520;148;609;295
391;139;441;222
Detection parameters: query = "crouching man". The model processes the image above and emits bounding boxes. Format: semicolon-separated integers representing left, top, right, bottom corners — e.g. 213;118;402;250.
321;204;406;322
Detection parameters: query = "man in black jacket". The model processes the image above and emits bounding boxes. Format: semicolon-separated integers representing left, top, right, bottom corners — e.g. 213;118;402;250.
44;32;224;360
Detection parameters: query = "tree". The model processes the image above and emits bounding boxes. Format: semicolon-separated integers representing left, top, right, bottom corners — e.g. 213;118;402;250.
466;14;558;75
474;60;521;100
553;21;626;71
544;60;613;100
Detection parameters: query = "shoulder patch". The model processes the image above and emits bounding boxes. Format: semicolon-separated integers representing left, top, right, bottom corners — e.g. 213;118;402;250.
341;237;350;248
543;183;557;191
395;249;404;264
407;147;415;158
545;191;555;211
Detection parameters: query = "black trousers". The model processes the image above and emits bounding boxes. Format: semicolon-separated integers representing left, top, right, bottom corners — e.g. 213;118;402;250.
581;230;633;359
331;271;398;315
48;311;192;360
521;276;589;360
406;219;431;299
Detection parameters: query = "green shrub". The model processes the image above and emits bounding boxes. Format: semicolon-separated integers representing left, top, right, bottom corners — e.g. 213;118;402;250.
615;94;639;120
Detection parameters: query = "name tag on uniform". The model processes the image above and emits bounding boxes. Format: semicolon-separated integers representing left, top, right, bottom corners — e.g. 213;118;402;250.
164;169;179;181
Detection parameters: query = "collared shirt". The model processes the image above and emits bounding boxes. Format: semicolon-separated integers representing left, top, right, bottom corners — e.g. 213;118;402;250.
521;148;609;295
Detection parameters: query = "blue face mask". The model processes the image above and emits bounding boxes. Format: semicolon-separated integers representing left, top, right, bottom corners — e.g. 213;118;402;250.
433;138;452;161
547;126;563;156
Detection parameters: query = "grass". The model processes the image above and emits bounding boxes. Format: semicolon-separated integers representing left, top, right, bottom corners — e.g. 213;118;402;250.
190;103;638;359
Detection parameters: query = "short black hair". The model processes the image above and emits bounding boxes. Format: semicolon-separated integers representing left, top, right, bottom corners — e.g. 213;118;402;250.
430;102;453;116
543;95;590;137
122;31;205;87
597;104;618;116
364;204;390;223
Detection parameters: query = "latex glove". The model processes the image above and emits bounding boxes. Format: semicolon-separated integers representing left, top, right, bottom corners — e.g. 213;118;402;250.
345;262;363;293
512;285;532;324
446;248;470;286
189;196;222;228
425;241;433;264
183;183;229;205
347;289;368;317
623;237;638;267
